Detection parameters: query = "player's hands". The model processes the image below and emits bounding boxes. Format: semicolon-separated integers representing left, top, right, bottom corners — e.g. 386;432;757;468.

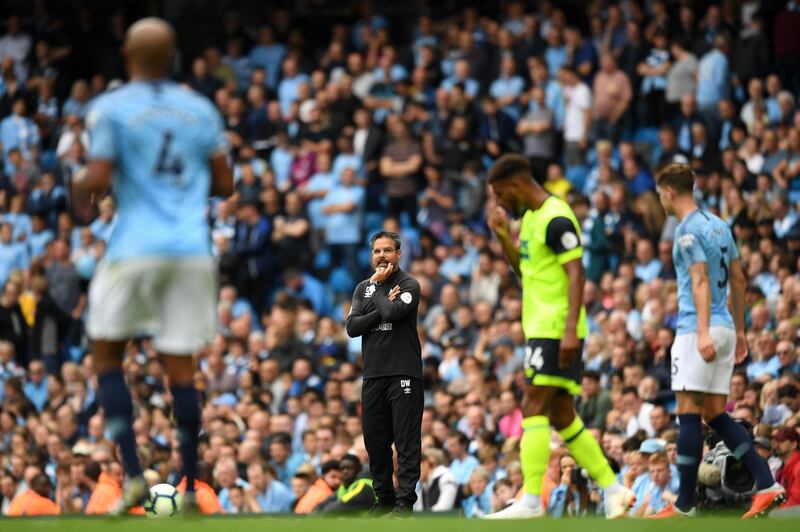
388;285;400;301
370;262;394;283
486;190;510;237
697;330;717;362
559;329;581;369
734;332;748;364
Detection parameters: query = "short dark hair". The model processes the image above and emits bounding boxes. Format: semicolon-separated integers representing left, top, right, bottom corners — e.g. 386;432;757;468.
583;370;601;383
293;472;313;483
84;461;102;483
339;454;361;467
656;162;695;194
370;231;401;251
320;460;341;475
778;384;799;399
449;430;470;447
487;154;532;184
269;432;292;449
622;386;639;397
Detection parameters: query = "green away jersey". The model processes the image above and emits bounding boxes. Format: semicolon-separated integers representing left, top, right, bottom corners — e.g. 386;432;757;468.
518;195;588;340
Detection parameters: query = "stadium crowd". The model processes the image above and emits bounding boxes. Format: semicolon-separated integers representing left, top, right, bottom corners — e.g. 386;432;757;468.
0;0;800;518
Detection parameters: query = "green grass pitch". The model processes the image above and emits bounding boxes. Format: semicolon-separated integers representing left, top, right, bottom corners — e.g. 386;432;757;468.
1;515;798;532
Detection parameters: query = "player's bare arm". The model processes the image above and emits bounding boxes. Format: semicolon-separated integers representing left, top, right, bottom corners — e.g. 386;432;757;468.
688;261;715;362
210;153;234;197
728;258;748;363
559;258;584;369
74;160;113;196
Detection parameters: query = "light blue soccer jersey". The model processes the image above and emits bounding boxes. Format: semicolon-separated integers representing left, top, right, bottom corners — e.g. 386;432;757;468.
86;80;228;262
673;209;738;334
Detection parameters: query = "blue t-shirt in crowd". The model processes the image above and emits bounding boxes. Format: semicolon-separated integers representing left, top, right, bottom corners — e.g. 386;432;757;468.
321;184;364;245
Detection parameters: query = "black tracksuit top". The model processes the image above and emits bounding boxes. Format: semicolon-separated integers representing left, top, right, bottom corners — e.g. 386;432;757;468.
345;268;422;380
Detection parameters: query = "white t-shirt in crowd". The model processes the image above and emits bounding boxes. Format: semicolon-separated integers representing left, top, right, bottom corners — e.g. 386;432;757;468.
563;82;591;143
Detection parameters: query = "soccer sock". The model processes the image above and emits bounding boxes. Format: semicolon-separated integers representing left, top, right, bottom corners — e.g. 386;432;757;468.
707;412;774;490
519;415;550;503
675;413;703;511
97;369;143;478
171;384;201;494
557;416;617;489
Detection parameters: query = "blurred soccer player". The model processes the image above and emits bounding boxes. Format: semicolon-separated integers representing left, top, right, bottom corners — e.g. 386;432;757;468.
75;18;232;515
652;163;784;519
484;155;634;519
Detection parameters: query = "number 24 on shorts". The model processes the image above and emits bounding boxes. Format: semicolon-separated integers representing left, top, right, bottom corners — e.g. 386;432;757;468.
524;346;544;371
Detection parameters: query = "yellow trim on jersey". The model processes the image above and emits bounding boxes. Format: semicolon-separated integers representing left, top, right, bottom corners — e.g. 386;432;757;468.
532;374;582;395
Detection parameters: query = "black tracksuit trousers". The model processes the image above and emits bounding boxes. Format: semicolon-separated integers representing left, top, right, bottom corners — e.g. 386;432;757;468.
361;375;423;508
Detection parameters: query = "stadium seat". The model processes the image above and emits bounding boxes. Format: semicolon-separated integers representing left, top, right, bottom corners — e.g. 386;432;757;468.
566;166;588;192
329;267;354;295
313;248;331;270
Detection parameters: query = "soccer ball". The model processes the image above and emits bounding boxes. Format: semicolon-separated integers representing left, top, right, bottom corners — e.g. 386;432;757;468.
145;483;182;518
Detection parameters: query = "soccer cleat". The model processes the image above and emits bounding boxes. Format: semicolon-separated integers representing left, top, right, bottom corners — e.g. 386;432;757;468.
742;485;786;519
369;503;395;517
483;501;544;519
604;485;636;519
110;476;149;517
384;504;413;519
649;503;696;518
181;491;200;517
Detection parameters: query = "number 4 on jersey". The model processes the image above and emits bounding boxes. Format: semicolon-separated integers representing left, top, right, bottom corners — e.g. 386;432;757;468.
155;131;184;183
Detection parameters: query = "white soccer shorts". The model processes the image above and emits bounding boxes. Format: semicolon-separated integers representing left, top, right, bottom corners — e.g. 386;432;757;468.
87;257;217;354
670;326;736;395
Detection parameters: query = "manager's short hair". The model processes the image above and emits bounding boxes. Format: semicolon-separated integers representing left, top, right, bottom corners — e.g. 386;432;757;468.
370;231;402;251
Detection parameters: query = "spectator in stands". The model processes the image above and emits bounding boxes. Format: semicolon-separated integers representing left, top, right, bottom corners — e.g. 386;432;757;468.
448;431;479;486
1;99;39;169
578;371;612;430
62;79;90;120
547;454;592;517
7;472;60;516
630;451;678;517
696;35;731;131
294;460;340;514
560;66;591;167
380;115;422;226
249;26;286;91
517;85;554;182
592;53;631;142
774;427;800;507
414;447;458;512
441;59;479;100
277;55;309;116
462;466;492;518
321;166;364;284
314;454;375;514
666;38;698;110
244;461;293;513
621;386;655;438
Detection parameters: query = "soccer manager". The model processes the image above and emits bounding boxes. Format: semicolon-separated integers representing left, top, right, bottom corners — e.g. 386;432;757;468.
346;230;422;517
